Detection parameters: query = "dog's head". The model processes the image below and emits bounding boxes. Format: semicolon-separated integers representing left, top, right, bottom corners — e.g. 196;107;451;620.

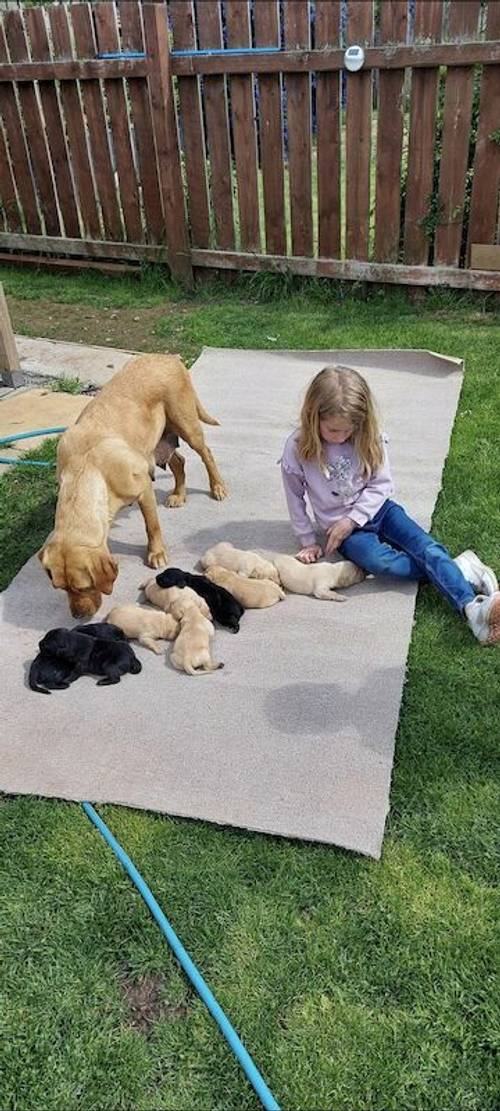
156;567;186;589
38;539;118;618
38;627;76;658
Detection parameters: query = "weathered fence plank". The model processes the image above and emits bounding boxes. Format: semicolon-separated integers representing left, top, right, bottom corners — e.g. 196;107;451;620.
315;0;341;259
467;0;500;253
71;3;123;242
374;0;408;263
0;18;41;233
118;0;163;245
434;0;481;266
284;0;313;257
225;0;260;251
404;1;443;265
94;2;142;243
195;0;234;250
24;5;80;239
169;0;210;248
253;0;286;255
345;1;374;260
48;4;101;239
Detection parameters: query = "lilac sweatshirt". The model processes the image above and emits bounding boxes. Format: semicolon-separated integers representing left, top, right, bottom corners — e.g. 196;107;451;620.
280;430;394;547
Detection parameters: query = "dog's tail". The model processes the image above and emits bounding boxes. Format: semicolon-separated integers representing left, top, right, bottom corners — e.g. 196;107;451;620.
29;660;50;694
196;398;220;426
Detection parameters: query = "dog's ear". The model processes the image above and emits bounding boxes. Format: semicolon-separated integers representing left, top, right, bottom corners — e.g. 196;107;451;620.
38;543;67;589
94;553;119;595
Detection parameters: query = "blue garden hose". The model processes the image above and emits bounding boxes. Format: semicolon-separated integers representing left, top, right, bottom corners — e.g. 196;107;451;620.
0;426;66;467
82;803;280;1111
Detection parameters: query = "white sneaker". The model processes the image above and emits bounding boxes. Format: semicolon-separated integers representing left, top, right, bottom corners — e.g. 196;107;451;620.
465;592;500;646
454;550;498;596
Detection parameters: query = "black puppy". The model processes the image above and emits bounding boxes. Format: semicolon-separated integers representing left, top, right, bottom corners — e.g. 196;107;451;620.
29;622;128;694
156;567;244;633
75;622;126;641
29;651;80;695
36;627;142;688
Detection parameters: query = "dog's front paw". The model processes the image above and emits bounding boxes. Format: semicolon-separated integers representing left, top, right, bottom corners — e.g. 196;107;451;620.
166;493;186;508
210;482;229;501
148;547;168;569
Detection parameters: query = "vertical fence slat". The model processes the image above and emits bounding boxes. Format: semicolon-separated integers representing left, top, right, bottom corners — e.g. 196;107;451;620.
4;9;60;237
195;0;234;250
315;1;341;258
169;0;210;248
24;5;81;239
403;0;443;265
374;0;407;263
0;20;41;233
71;3;123;242
0;114;22;233
468;0;500;252
434;0;481;266
48;3;101;240
94;1;142;243
345;0;374;260
143;2;192;283
253;0;286;255
284;0;313;257
118;0;163;245
225;0;260;251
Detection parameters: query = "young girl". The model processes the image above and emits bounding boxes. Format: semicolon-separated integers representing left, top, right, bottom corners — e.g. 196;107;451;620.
280;365;499;647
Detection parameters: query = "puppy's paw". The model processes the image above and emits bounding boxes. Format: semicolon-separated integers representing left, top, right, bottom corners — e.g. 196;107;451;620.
166;493;186;508
210;482;229;501
148;547;168;569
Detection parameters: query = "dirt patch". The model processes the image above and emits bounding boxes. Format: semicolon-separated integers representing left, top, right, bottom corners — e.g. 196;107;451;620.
122;974;191;1037
7;298;181;354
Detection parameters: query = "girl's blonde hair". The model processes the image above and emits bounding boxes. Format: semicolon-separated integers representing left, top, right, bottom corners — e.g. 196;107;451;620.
298;365;384;477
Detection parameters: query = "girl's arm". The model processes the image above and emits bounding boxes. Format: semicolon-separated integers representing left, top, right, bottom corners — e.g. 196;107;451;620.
347;440;394;528
281;454;317;548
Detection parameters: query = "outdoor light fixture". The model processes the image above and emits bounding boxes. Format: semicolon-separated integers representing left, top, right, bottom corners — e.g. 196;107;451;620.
344;45;365;72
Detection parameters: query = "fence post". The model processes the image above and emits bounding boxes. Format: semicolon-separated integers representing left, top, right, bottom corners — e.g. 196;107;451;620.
0;283;23;387
143;3;193;287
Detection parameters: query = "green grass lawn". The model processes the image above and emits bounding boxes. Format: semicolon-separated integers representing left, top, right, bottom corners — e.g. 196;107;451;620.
0;267;499;1111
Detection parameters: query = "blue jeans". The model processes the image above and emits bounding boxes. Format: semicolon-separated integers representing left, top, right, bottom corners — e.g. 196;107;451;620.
338;499;475;613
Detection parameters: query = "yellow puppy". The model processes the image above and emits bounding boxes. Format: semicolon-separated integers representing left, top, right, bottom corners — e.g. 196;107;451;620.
140;577;211;618
106;603;179;654
204;565;285;608
169;600;223;676
272;555;365;601
200;541;280;584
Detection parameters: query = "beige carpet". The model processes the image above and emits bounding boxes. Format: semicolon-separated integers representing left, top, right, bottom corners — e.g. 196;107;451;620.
0;348;463;858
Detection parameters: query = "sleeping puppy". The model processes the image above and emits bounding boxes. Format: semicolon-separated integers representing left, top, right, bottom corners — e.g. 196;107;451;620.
200;542;280;584
169;599;223;676
29;651;81;695
74;621;126;641
204;565;285;609
28;620;127;693
37;627;142;686
155;567;244;632
106;603;179;654
140;576;211;618
272;555;365;600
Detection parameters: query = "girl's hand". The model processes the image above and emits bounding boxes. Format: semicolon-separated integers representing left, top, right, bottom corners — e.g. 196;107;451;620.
296;545;323;564
325;518;355;555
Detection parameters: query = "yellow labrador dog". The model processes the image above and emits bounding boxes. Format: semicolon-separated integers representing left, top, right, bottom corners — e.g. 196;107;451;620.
39;354;227;618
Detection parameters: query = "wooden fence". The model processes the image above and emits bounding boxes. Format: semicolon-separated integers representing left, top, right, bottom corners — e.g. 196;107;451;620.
0;1;499;290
